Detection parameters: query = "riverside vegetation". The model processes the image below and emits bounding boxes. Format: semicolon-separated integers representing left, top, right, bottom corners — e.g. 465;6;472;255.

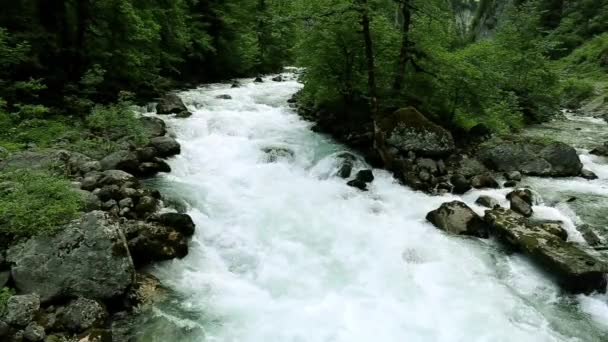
1;0;608;341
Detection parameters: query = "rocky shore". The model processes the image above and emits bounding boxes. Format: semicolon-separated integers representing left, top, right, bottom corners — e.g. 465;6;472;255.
293;97;608;294
0;95;194;341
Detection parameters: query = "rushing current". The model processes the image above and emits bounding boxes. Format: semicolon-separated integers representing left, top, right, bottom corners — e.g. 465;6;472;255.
134;71;608;342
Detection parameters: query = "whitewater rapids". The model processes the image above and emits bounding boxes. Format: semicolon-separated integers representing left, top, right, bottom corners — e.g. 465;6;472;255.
135;72;608;342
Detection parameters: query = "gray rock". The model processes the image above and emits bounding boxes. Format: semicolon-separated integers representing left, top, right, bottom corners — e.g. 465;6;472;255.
2;294;40;327
590;142;608;157
122;221;189;267
80;161;102;174
100;151;140;175
450;174;471;194
504;180;518;188
81;172;103;191
124;273;166;309
119;198;134;209
581;169;598;180
139;117;166;137
7;212;135;303
416;158;438;174
136;147;159;163
479;141;582;177
96;185;121;202
0;270;9;288
426;201;488;238
532;222;568;241
577;224;603;246
98;170;136;187
509;194;533;217
134;196;158;215
56;298;108;333
262;147;294;163
455;157;488;178
336;153;356;179
101;199;118;211
377;107;455;157
23;323;45;341
505;171;522;181
470;174;499;189
139;161;171;177
148;137;181;158
156;93;189;116
215;94;232;100
475;195;500;209
0;150;94;176
347;179;368;191
485;208;608;293
148;213;195;237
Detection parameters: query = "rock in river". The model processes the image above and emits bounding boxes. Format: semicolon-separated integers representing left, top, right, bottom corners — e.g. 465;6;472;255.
7;211;135;303
485;207;608;293
156;93;191;117
426;201;488;238
479;140;583;177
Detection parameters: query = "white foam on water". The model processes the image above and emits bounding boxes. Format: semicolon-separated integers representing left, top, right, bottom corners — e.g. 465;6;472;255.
143;74;608;342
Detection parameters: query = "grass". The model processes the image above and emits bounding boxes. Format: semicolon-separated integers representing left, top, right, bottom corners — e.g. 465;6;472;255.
0;170;83;237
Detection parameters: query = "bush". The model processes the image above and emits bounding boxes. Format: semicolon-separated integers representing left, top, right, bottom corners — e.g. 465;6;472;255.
560;78;595;109
86;100;148;147
0;170;83;237
0;287;13;315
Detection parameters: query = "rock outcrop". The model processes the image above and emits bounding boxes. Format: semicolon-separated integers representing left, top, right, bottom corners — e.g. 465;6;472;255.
426;201;488;238
485;208;608;293
479;141;583;177
7;211;135;303
376;107;455;157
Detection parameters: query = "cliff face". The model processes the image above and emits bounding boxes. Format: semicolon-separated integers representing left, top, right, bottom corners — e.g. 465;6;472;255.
470;0;516;40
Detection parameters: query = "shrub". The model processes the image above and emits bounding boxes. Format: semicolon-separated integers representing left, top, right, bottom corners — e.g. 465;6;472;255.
560;78;595;109
86;100;148;147
0;170;83;237
0;287;14;315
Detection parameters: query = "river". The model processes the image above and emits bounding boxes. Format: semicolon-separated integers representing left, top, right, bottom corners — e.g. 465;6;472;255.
132;72;608;342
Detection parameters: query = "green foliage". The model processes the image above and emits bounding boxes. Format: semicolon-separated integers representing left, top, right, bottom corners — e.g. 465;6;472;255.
0;171;83;237
555;33;608;81
559;78;595;109
86;99;148;147
0;287;14;315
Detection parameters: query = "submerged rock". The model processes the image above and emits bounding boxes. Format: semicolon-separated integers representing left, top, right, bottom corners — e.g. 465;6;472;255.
475;195;500;209
590;142;608;157
336;153;356;179
426;201;488;238
479;141;583;177
581;169;599;180
7;212;135;303
215;94;232;100
485;208;608;293
376;107;455;157
355;169;374;183
347;179;368;191
262;147;295;163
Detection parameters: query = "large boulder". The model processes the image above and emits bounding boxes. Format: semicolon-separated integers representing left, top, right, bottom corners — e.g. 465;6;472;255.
0;149;95;176
6;212;135;303
479;141;582;177
377;107;455;157
148;213;196;237
148;137;181;158
156;94;190;117
139;117;166;138
485;208;608;293
507;189;534;217
100;150;140;175
426;201;488;238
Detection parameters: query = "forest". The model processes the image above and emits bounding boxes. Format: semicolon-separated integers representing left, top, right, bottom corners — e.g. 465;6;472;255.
0;0;607;141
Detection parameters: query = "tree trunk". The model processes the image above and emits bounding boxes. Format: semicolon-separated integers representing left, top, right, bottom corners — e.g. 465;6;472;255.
356;0;378;118
392;0;412;93
393;0;412;93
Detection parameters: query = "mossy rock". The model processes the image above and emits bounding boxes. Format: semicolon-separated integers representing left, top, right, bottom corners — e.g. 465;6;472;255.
377;107;455;157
